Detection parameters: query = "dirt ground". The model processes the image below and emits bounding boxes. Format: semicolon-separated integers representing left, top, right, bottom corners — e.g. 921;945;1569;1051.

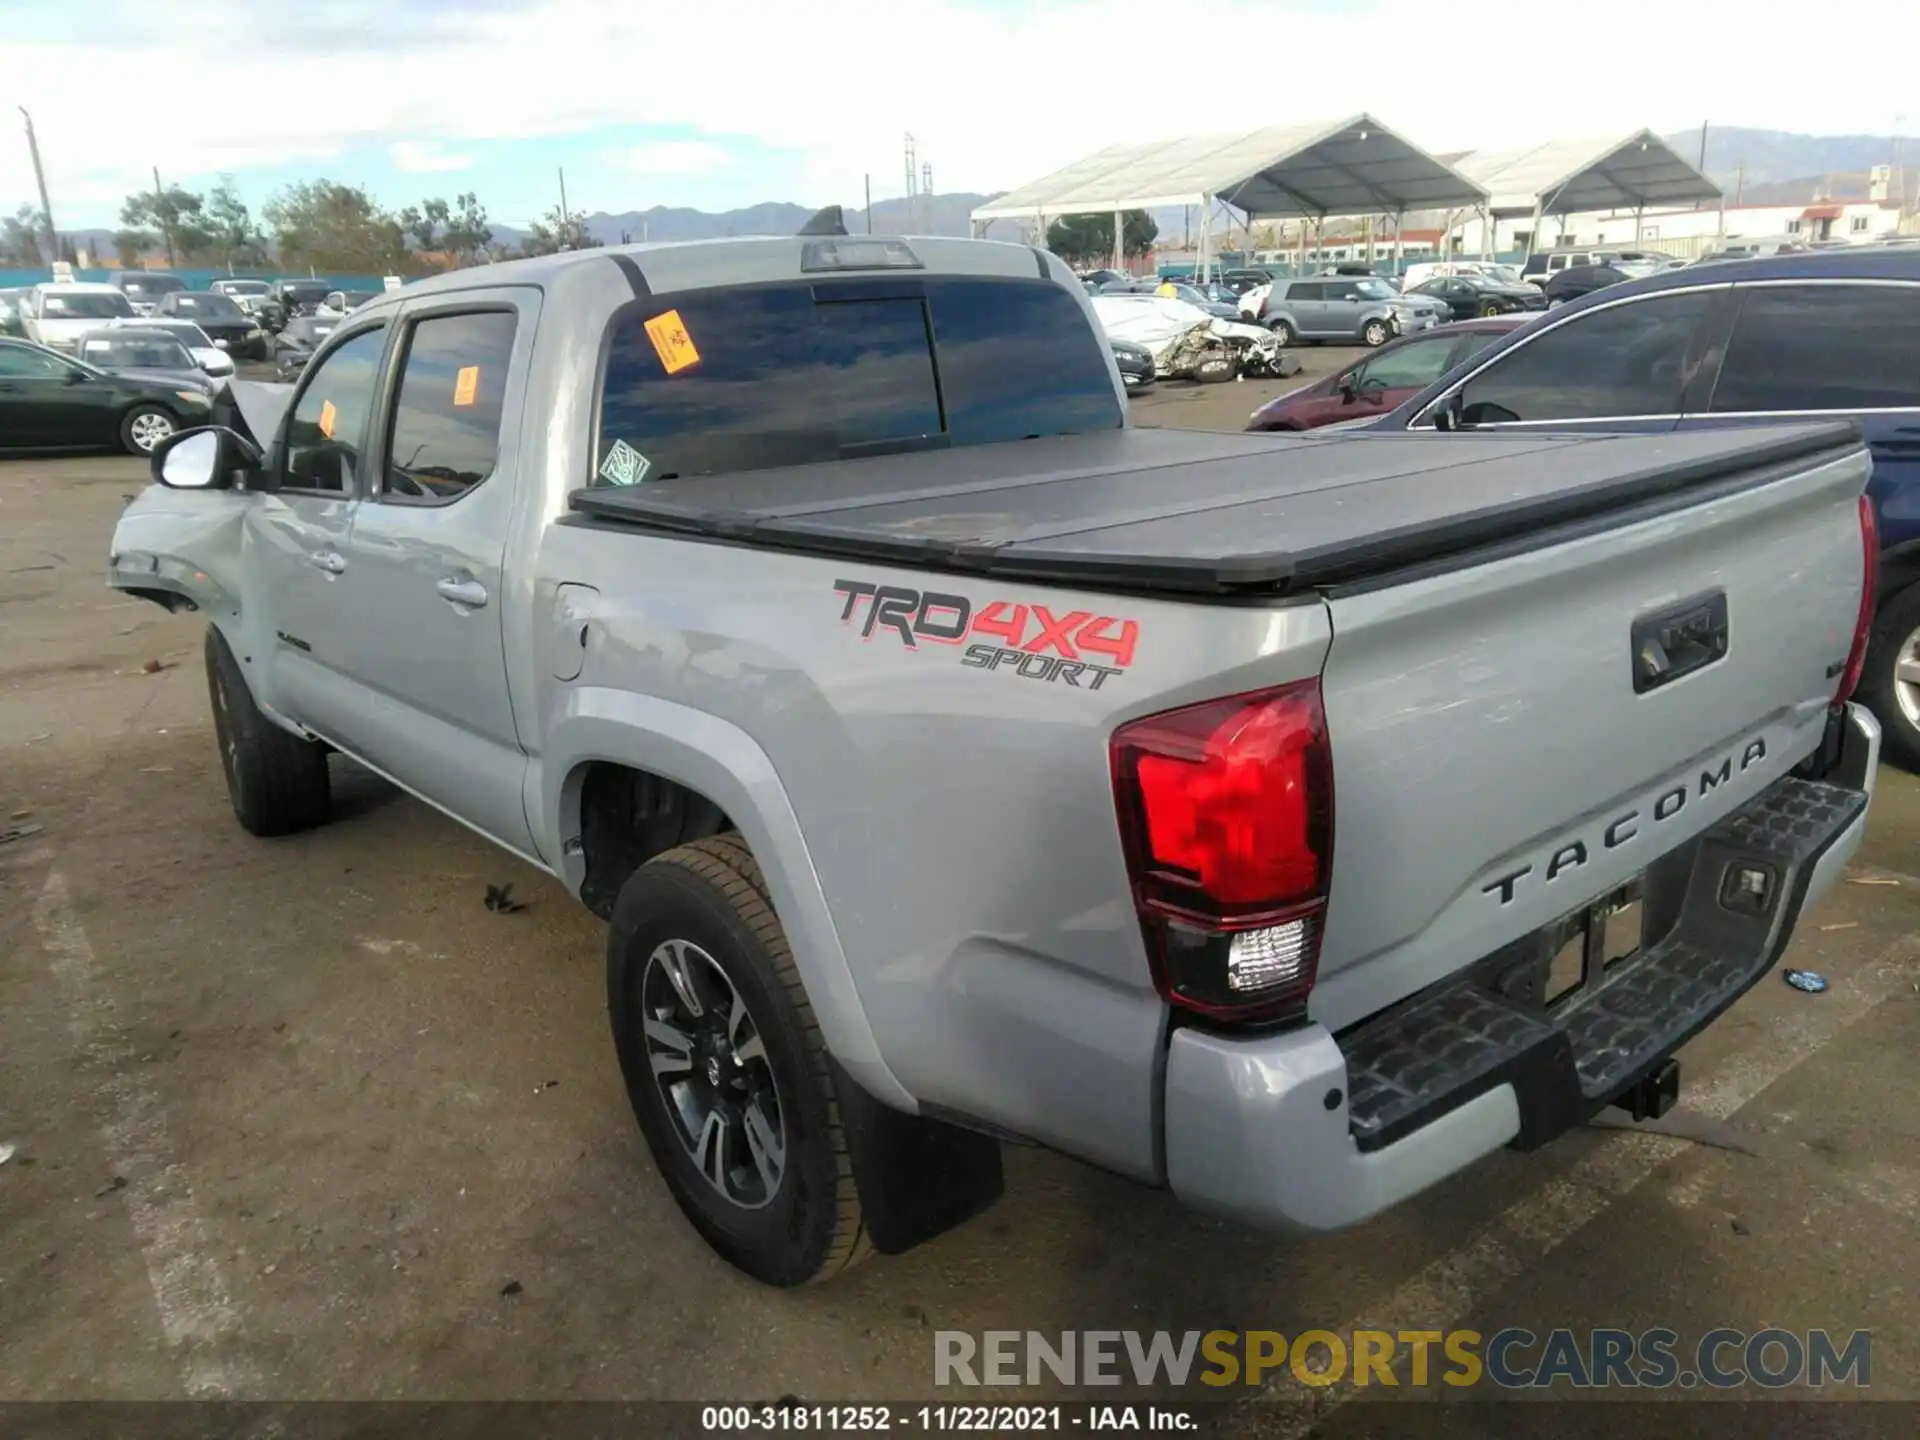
3;402;1919;1434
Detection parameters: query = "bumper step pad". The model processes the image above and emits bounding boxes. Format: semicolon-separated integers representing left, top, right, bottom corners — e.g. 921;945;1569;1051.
1341;775;1866;1153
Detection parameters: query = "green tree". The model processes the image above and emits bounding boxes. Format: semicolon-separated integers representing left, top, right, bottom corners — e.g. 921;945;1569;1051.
113;228;156;267
1;205;47;265
120;185;213;267
204;178;268;271
519;204;600;256
1045;210;1158;266
396;196;450;253
440;193;492;265
264;180;408;274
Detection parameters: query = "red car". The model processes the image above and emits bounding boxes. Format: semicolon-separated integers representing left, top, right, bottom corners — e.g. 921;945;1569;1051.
1245;316;1527;432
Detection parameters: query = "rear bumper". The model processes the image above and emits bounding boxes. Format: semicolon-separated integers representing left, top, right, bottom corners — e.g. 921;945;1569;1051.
1163;702;1878;1233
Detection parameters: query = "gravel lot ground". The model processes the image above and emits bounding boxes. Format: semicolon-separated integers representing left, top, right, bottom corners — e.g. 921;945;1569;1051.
3;386;1918;1435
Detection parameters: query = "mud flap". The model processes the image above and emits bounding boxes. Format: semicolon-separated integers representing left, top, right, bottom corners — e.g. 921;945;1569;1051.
828;1055;1003;1255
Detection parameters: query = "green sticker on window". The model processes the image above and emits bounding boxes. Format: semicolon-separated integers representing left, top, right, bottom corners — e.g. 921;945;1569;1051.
598;439;652;486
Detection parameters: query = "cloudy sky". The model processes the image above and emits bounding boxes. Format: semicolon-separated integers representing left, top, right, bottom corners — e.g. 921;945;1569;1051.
3;0;1914;230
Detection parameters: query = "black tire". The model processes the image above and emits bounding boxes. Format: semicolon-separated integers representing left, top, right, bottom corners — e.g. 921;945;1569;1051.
1192;355;1236;384
1362;319;1392;348
120;404;179;456
204;626;331;836
1267;317;1296;345
1479;301;1506;318
1861;582;1920;772
607;835;871;1287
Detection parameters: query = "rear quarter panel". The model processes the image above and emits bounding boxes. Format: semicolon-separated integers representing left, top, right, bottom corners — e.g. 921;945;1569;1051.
532;520;1331;1178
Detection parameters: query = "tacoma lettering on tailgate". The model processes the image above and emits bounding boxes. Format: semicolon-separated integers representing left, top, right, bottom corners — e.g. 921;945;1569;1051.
832;578;1140;690
1482;736;1770;905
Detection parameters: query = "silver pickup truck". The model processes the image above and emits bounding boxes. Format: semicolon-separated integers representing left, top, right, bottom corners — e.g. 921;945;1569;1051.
107;233;1882;1288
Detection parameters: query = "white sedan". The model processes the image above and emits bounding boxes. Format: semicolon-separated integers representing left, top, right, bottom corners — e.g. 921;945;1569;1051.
108;317;236;378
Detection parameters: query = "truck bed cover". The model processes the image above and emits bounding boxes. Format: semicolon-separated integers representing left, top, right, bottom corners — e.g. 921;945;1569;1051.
569;422;1861;598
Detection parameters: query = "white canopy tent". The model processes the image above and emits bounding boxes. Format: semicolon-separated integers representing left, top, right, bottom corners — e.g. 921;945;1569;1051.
1450;131;1723;257
969;115;1489;277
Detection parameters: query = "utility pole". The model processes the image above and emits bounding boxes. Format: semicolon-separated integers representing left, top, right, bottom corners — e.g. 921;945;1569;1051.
1697;119;1708;172
19;108;57;261
903;134;918;234
864;174;872;234
557;166;570;231
152;165;175;267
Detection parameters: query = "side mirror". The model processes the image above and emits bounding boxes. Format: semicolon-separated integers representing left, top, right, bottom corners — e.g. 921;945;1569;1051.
1433;391;1466;432
1337;376;1359;404
65;368;88;385
150;425;266;491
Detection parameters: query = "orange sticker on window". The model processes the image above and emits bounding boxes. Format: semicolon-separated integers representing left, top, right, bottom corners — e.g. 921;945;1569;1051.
453;365;479;407
644;309;702;375
317;399;337;438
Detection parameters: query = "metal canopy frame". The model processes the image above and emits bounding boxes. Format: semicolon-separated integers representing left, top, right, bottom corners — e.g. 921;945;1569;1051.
969;114;1488;277
1450;130;1723;258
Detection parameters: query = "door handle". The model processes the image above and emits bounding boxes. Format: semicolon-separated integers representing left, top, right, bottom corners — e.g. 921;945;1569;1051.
436;577;489;608
309;550;347;575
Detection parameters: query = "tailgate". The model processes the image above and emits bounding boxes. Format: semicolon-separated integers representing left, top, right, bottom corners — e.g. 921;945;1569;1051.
1310;437;1872;1032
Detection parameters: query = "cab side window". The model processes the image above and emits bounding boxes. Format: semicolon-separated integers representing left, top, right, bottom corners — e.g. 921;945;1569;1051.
1453;291;1715;425
1711;284;1920;413
282;327;387;494
381;311;518;501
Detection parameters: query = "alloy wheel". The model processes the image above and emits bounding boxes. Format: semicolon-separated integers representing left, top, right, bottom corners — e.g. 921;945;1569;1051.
1895;623;1920;731
641;938;787;1211
129;411;175;452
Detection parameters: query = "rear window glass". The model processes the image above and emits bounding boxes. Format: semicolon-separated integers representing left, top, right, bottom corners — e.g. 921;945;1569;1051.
594;278;1121;484
1711;284;1920;412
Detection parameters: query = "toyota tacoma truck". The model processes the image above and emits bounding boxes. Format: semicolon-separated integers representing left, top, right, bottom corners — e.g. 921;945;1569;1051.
107;232;1882;1288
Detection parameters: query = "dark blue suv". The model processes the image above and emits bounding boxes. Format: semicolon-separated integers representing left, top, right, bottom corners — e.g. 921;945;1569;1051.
1369;247;1920;768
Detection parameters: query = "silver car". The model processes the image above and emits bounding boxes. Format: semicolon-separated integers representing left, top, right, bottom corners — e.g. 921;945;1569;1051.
1258;276;1438;347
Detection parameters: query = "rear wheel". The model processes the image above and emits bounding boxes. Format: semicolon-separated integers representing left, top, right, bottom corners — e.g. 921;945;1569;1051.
1362;319;1392;347
1479;301;1506;318
204;626;331;836
1267;318;1296;346
120;405;177;455
607;836;870;1287
1861;583;1920;771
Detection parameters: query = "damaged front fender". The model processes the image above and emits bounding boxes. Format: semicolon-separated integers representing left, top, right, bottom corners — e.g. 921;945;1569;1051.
107;485;251;618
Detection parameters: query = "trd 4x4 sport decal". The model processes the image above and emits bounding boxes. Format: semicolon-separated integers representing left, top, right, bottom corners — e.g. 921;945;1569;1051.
832;578;1140;690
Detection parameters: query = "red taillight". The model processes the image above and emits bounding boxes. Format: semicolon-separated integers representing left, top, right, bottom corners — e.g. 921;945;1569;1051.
1836;494;1879;705
1112;680;1332;1023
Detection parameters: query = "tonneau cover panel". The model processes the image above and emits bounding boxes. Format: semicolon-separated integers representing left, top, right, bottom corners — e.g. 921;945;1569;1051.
569;423;1862;596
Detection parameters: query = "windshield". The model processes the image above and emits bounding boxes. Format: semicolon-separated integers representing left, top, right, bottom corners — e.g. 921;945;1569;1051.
221;281;271;296
122;276;185;296
79;333;194;369
340;291;379;308
1352;279;1394;299
171;293;246;319
40;292;134;319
